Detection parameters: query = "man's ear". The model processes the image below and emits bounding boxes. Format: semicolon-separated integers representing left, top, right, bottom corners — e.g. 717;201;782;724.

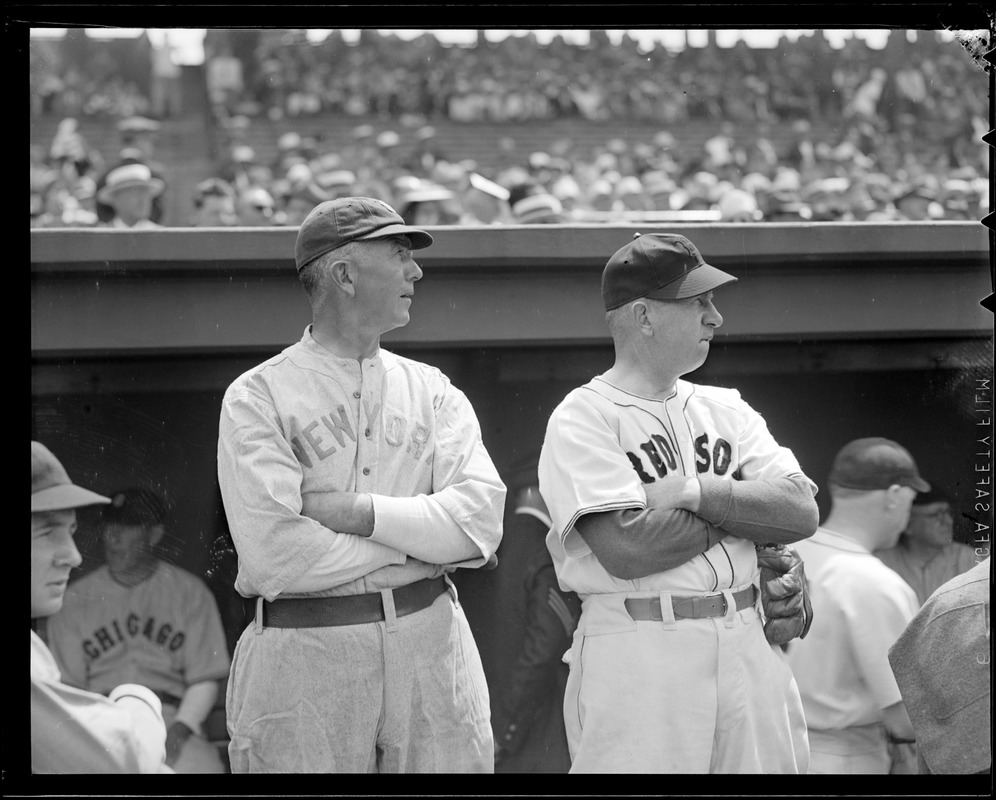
328;258;356;297
883;484;905;510
148;523;167;548
632;301;653;336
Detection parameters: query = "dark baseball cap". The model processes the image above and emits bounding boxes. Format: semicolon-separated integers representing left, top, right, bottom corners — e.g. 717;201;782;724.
32;441;111;512
602;233;738;311
828;437;931;493
294;196;433;271
102;487;168;527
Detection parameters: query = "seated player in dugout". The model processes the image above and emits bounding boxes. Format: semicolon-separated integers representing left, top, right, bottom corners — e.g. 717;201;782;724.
31;442;172;774
46;487;231;773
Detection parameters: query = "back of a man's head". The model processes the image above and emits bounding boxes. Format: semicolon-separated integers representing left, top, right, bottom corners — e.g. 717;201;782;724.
827;437;930;498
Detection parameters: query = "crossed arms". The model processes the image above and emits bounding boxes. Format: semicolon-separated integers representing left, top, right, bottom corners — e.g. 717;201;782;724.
574;474;819;580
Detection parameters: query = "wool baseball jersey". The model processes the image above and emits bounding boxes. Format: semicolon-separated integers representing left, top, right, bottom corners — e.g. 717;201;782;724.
46;562;230;701
218;327;505;601
539;376;815;596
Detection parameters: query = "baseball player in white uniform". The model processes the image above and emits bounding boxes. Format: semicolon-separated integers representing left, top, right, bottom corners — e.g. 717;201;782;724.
217;197;505;773
539;233;819;773
46;487;231;773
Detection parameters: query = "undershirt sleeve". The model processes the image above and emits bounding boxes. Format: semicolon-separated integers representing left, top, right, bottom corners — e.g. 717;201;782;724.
574;505;727;580
696;474;819;545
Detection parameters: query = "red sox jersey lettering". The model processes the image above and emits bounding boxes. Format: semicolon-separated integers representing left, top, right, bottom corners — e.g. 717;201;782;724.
539;377;814;597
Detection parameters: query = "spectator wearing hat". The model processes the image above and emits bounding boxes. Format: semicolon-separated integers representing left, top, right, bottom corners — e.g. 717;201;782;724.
717;188;761;223
459;172;513;225
279;170;331;227
315;169;358;201
95;117;169;225
47;486;231;774
217;196;505;772
887;556;991;775
397;182;460;227
786;438;927;774
235;185;280;227
615;176;654;213
31;442;171;773
874;487;977;607
191;178;239;227
894;185;945;221
511;192;564;224
97;163;166;229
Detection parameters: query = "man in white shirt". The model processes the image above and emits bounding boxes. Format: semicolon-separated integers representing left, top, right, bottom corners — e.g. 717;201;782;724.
786;437;926;773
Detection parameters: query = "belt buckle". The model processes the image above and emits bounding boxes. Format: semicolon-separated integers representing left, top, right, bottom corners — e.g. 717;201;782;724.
693;593;727;618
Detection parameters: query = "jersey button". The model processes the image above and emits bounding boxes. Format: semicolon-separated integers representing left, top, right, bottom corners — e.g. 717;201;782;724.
362;467;371;475
353;391;361;399
365;428;371;437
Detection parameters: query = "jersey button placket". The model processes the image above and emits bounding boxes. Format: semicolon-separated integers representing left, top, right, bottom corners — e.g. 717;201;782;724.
356;359;379;488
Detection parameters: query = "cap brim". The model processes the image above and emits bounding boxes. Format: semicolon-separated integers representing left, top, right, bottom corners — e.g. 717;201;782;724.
910;476;932;493
97;179;166;205
32;485;111;513
356;224;433;250
644;263;738;301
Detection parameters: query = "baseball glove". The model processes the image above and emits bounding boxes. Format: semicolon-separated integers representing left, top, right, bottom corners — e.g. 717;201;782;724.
756;543;813;646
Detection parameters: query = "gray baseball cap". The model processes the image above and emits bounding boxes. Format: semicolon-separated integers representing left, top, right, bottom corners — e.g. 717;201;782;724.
32;441;111;512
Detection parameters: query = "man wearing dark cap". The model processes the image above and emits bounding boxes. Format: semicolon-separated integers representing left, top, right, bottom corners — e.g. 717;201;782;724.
538;233;820;773
786;437;926;774
46;487;230;773
31;443;171;773
217;196;505;773
874;486;977;607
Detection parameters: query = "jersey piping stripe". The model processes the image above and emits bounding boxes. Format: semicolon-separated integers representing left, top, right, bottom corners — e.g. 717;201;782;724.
719;541;736;589
574;637;585;736
702;550;720;591
564;501;647;540
588;376;678;404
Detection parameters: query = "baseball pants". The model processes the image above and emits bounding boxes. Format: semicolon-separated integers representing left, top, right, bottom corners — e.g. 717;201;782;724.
806;726;891;774
226;582;493;773
563;589;810;773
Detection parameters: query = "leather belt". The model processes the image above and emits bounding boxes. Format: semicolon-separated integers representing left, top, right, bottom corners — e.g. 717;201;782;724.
260;576;448;629
625;585;757;622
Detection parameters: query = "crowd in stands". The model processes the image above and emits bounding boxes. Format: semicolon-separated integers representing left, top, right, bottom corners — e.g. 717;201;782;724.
212;29;987;131
30;30;989;229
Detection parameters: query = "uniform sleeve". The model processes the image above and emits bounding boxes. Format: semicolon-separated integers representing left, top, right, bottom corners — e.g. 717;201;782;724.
367;381;506;567
696;474;819;545
835;562;919;709
31;676;170;774
218;379;406;601
539;394;647;557
179;576;231;686
574;505;727;580
695;392;819;544
45;601;90;690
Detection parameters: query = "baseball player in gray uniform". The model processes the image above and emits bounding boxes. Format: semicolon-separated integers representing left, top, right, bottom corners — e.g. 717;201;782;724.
217;197;505;773
539;233;819;773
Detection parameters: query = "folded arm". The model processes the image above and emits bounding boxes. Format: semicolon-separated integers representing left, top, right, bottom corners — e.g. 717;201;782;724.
301;383;506;568
696;473;819;545
218;385;406;600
